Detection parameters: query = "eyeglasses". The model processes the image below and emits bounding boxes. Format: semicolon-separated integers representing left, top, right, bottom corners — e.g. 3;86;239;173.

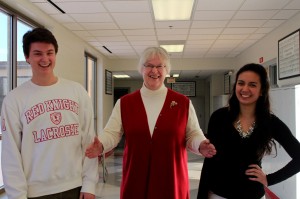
143;64;166;71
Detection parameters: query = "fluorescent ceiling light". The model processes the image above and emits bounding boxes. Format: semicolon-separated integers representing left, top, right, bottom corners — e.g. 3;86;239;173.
160;45;184;53
173;74;180;77
152;0;194;21
113;75;130;78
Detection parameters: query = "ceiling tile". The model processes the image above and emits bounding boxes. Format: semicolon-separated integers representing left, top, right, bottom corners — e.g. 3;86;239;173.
103;1;150;12
56;2;106;13
50;14;75;23
127;35;157;41
27;0;300;79
191;21;228;28
241;0;291;10
70;13;113;23
194;11;235;20
223;27;257;34
228;20;266;27
234;10;277;20
80;23;119;30
112;13;154;29
196;0;244;10
272;10;300;19
63;22;84;30
89;30;123;37
285;0;300;9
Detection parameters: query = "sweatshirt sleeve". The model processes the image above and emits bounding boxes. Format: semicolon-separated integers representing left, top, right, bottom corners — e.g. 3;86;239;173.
186;100;207;154
1;97;28;199
80;89;99;195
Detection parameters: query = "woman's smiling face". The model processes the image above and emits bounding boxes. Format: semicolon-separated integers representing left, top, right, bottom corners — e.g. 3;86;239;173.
142;55;167;90
235;71;262;107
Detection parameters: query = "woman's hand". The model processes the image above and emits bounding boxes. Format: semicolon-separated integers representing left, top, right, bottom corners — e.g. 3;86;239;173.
80;192;95;199
85;137;103;158
245;164;268;186
199;139;217;158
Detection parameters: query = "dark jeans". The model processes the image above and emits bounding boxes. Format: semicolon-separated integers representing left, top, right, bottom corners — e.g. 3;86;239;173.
28;186;81;199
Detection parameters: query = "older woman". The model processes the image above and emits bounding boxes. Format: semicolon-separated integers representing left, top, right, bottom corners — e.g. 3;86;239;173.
86;46;216;199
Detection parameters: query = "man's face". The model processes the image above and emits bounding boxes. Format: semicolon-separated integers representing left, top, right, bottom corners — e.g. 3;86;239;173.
25;42;56;80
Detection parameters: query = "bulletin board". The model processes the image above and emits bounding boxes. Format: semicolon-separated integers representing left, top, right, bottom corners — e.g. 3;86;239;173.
278;29;300;80
171;81;196;97
105;69;112;95
224;72;231;94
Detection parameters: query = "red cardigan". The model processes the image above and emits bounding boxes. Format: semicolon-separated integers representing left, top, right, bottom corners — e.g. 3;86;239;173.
120;88;190;199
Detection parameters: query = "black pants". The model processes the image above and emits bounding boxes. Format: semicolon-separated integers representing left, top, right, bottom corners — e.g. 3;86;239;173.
28;186;81;199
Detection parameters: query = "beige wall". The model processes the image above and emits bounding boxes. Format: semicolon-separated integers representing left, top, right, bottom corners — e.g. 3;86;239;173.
1;0;112;132
236;11;300;87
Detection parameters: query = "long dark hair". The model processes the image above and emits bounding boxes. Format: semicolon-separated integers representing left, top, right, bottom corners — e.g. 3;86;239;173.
228;63;276;158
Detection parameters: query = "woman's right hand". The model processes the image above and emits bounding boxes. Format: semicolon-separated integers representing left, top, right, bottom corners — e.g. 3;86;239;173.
245;164;268;186
85;137;103;158
199;139;217;158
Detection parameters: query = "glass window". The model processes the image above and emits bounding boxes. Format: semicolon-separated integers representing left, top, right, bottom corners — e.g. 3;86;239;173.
0;8;10;190
0;10;10;115
85;53;97;131
17;20;32;86
0;6;36;191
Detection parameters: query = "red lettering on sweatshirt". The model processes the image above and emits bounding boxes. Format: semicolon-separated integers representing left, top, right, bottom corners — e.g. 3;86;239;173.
25;99;79;124
32;123;79;143
44;99;79;114
25;103;45;124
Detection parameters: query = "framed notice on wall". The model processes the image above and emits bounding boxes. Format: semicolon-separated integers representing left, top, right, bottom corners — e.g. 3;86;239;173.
278;29;300;80
224;72;231;94
171;81;196;97
105;69;112;95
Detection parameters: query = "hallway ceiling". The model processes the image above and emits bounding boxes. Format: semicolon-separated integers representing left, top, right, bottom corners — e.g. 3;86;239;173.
29;0;300;59
26;0;300;79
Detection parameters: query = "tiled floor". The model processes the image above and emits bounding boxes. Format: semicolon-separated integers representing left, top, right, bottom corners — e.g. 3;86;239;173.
95;151;204;199
0;151;204;199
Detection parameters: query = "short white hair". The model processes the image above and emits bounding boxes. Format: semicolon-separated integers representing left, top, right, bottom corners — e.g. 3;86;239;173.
137;47;171;74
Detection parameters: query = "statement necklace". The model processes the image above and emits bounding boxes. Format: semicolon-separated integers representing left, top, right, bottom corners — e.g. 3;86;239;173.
235;120;256;138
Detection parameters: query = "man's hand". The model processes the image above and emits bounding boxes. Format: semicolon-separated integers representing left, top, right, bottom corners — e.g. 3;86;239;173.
199;139;216;158
85;137;103;158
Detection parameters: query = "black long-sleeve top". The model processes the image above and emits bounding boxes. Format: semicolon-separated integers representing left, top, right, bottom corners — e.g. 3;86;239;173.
197;107;300;199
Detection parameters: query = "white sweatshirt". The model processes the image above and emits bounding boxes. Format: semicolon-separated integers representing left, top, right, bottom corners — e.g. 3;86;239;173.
1;78;98;199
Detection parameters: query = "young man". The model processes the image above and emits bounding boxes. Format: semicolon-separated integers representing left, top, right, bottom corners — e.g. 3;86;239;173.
1;27;98;199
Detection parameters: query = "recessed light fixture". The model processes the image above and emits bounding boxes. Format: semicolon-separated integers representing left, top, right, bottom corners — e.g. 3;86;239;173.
152;0;195;21
113;75;130;78
173;74;180;78
47;0;65;14
160;45;184;53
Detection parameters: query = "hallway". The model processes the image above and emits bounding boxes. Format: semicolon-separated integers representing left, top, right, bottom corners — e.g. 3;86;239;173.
0;151;204;199
95;151;204;199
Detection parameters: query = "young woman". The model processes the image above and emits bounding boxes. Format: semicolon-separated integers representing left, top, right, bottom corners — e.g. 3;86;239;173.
197;63;300;199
